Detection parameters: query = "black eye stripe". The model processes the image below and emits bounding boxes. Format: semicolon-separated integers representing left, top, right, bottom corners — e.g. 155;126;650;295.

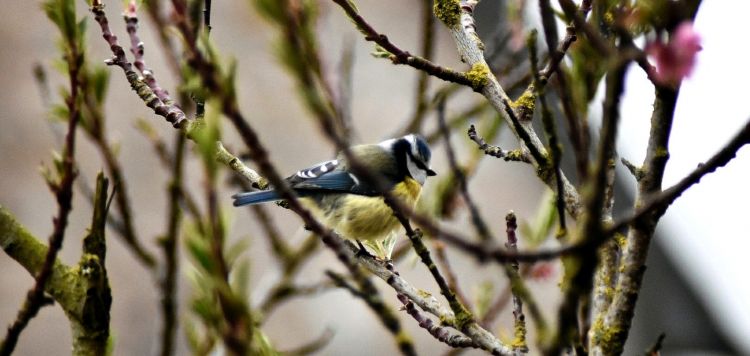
409;153;429;170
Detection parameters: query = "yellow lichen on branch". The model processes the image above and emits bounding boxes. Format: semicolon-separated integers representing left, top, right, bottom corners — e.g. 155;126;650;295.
465;63;490;91
434;0;461;28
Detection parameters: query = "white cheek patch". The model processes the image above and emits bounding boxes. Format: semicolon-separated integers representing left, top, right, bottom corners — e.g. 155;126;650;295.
405;134;419;157
407;156;427;185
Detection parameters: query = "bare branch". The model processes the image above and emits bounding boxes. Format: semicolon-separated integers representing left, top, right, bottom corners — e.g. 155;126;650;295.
436;0;583;219
468;125;531;162
505;212;528;355
331;0;477;89
1;20;83;351
437;99;493;241
397;294;479;350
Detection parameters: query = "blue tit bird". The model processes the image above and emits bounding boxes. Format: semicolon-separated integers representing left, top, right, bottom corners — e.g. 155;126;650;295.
232;134;436;258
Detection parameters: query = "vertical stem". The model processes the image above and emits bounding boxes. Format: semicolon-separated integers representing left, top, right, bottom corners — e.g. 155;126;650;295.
0;16;83;353
403;0;437;134
505;212;528;355
592;86;678;355
549;60;627;355
158;133;186;356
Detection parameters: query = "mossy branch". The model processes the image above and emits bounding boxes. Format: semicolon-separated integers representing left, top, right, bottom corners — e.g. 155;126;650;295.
1;173;112;356
437;0;583;219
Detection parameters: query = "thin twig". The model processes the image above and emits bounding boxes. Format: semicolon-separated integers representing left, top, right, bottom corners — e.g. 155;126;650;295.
281;328;335;355
527;30;567;235
644;332;666;356
468;125;531;163
620;157;642;179
608;118;750;235
125;1;172;103
206;137;246;354
331;0;476;88
258;280;334;320
0;17;83;353
427;101;490;144
135;119;204;223
557;0;612;56
158;133;186;356
143;0;181;79
335;37;355;139
397;294;479;350
402;0;438;134
502;96;549;169
203;0;212;32
389;216;482;347
90;1;266;188
538;0;592;179
248;4;531;353
91;1;187;127
81;85;156;268
169;2;418;354
326;271;417;356
548;58;628;355
433;241;472;311
437;98;493;241
437;0;583;220
505;212;528;355
423;63;532;145
537;0;592;83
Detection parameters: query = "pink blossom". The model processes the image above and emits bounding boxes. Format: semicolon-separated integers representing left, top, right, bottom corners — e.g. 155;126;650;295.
529;263;555;281
125;0;137;18
646;21;702;85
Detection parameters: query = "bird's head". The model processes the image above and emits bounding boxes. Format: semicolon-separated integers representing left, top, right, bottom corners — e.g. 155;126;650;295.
380;134;436;185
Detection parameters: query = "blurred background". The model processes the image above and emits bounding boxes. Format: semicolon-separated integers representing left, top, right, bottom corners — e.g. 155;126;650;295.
1;1;747;355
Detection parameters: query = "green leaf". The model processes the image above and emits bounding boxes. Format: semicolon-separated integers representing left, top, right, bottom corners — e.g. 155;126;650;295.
225;236;249;268
50;103;70;123
519;189;558;247
252;328;281;356
231;258;251;301
185;222;216;273
192;100;222;177
91;66;110;104
473;280;495;319
371;44;392;59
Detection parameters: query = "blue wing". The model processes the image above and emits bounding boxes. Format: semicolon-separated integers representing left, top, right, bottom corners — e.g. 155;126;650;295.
288;160;340;184
293;171;375;194
232;190;280;206
233;159;379;207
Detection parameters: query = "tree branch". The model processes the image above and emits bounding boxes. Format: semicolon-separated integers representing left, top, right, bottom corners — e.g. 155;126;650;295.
435;0;583;219
608;118;750;235
1;174;113;355
331;0;476;89
397;294;479;350
505;212;528;355
2;10;83;348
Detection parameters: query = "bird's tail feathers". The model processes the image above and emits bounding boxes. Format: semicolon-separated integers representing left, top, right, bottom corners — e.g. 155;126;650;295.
232;190;281;206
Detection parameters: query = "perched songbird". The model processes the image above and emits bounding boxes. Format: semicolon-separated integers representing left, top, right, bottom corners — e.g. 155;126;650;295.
232;134;436;258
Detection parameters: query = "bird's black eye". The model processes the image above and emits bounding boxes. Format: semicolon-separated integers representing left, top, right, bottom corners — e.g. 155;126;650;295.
411;155;428;170
410;154;435;176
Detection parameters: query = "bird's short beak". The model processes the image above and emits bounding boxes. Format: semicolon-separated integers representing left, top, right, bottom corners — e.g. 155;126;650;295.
426;168;437;176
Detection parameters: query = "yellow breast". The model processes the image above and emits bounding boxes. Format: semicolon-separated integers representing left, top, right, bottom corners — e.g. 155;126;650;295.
314;177;422;241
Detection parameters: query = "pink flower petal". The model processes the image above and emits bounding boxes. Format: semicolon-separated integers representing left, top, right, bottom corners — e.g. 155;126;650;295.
646;21;702;85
